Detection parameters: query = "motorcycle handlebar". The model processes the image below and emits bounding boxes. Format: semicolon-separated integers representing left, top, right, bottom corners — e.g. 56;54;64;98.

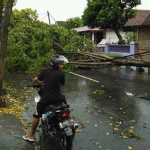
26;84;41;88
26;81;44;88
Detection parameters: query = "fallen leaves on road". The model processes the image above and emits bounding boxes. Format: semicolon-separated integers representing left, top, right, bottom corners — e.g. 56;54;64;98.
112;124;146;141
120;129;136;139
95;124;98;127
79;120;89;128
75;128;82;133
0;84;34;131
128;146;133;150
94;142;102;148
92;89;104;95
113;127;119;133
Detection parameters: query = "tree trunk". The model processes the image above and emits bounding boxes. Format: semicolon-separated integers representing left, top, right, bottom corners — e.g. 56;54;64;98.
0;0;14;96
113;28;123;42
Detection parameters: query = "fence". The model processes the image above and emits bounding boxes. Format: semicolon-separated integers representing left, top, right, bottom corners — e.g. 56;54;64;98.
94;41;138;58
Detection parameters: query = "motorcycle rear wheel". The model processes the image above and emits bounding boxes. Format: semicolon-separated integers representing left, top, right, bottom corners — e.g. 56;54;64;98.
40;132;62;150
59;126;75;150
59;133;74;150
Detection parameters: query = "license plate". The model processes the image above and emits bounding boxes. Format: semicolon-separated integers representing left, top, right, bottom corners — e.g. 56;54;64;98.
64;127;73;136
62;120;72;127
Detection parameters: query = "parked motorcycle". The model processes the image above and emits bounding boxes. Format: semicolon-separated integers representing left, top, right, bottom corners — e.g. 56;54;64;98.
26;84;78;150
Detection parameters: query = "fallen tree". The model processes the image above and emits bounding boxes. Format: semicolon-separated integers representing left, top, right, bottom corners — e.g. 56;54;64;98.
68;51;150;68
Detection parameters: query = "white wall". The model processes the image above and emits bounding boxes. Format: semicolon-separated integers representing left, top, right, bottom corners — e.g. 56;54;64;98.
105;29;127;43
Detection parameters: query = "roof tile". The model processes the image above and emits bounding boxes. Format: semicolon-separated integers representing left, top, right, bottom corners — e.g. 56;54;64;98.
125;10;150;26
74;26;102;32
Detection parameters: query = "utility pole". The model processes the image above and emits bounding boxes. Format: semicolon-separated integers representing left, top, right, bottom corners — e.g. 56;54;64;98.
47;11;58;26
47;11;50;25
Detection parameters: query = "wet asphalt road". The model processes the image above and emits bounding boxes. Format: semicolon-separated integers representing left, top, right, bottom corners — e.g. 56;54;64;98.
1;67;150;150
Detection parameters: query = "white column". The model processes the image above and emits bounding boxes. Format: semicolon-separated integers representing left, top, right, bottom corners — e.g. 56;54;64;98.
92;33;94;43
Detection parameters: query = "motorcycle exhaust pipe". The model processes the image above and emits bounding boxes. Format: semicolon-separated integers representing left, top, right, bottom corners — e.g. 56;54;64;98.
74;123;79;129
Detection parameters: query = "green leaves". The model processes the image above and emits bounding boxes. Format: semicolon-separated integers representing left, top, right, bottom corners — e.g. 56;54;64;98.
65;17;83;29
6;9;94;73
82;0;141;41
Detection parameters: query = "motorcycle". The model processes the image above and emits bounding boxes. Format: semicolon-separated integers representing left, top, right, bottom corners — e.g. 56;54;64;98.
26;84;78;150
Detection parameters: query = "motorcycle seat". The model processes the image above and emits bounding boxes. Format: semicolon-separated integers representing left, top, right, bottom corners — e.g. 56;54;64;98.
45;103;69;113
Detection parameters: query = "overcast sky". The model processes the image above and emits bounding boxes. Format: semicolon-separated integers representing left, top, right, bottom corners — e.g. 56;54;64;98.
14;0;150;24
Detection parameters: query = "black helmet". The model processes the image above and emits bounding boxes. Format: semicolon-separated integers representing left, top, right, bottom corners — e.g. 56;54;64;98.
50;54;68;69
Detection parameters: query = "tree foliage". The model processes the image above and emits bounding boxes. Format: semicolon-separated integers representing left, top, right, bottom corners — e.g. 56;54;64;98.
82;0;141;42
6;9;94;73
64;17;83;29
125;32;137;44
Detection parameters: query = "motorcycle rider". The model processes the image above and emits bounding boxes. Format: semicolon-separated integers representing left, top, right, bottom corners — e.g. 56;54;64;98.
23;54;70;142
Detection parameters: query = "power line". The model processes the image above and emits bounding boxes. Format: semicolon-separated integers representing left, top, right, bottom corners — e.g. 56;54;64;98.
37;11;58;25
40;15;48;21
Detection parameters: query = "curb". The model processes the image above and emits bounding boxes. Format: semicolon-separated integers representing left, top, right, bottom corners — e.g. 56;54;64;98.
121;66;150;74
